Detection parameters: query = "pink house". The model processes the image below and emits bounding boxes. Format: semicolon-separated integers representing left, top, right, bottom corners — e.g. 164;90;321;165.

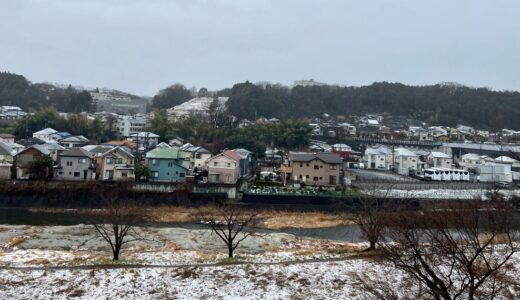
206;150;241;184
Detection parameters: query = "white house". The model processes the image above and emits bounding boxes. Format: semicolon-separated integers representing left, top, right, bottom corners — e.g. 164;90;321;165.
116;115;148;137
130;132;160;150
428;126;447;138
458;153;482;170
363;146;392;170
427;152;452;169
33;128;58;142
494;156;519;167
394;148;419;175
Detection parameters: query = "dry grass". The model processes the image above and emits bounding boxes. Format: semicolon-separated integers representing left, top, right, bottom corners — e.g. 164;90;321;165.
26;258;50;265
4;235;26;248
478;233;512;245
28;205;354;230
260;210;352;229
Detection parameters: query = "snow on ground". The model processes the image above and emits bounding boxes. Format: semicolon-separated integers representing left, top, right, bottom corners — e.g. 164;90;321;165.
369;189;520;199
0;225;518;299
0;259;406;300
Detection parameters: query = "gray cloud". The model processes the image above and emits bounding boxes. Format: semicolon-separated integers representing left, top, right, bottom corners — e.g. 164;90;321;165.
1;0;519;95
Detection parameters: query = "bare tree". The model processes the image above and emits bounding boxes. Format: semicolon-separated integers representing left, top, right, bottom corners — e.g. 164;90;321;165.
199;204;260;258
87;183;149;260
342;182;407;251
380;199;519;300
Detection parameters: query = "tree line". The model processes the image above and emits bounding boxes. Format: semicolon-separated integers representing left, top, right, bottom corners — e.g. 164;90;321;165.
225;81;520;131
0;72;94;113
12;107;118;142
147;110;312;157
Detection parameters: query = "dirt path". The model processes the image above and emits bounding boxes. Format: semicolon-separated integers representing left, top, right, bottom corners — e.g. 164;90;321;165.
0;255;363;271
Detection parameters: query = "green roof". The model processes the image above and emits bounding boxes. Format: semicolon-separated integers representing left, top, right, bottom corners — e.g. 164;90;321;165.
146;148;181;159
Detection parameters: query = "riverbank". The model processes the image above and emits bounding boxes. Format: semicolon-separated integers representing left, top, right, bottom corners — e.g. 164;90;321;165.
24;206;354;230
0;224;518;299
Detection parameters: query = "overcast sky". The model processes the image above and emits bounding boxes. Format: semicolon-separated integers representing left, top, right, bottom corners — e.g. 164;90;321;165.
1;0;519;96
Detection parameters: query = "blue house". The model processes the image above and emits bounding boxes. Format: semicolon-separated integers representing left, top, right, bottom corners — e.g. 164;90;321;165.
146;148;188;182
233;148;254;177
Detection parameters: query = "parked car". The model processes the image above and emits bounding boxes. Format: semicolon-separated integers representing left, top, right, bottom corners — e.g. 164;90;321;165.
495;181;511;189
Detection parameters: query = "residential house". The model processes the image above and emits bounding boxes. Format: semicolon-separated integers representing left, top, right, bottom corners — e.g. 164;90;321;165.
332;143;352;160
17;137;45;148
206;150;241;184
0;162;11;180
14;144;52;179
55;148;96;181
104;140;138;152
426;152;453;169
0;133;15;143
280;152;342;186
309;123;322;136
59;135;89;148
90;146;135;181
146;148;188;182
233;148;253;177
168;137;185;147
155;142;171;149
40;143;66;161
0;106;26;121
116;115;149;137
494;156;520;169
0;142;16;163
178;143;212;171
130;132;159;150
394;148;419;175
33;128;58;142
428;126;448;138
458;153;482;170
363;146;392;170
49;131;72;143
338;123;356;136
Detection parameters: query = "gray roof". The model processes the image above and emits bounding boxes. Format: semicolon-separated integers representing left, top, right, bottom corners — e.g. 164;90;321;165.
289;152;342;164
84;145;114;155
444;142;520;154
17;137;46;147
60;147;94;158
0;142;13;156
60;135;89;143
233;148;252;158
103;146;134;159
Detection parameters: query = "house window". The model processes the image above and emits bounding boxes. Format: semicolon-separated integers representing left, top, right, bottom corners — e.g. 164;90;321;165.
106;158;113;164
306;163;309;167
66;161;73;166
168;162;173;167
226;162;231;167
213;162;218;167
117;158;123;164
122;172;128;177
330;165;337;170
226;175;230;183
299;175;302;179
300;163;303;167
306;175;310;179
313;176;319;181
152;171;159;178
180;173;185;177
79;158;87;164
73;172;80;177
152;159;158;165
195;154;201;159
314;165;319;170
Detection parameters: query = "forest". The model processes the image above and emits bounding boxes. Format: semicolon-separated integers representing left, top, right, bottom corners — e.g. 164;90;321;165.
0;72;94;113
4;70;520;131
224;81;520;130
